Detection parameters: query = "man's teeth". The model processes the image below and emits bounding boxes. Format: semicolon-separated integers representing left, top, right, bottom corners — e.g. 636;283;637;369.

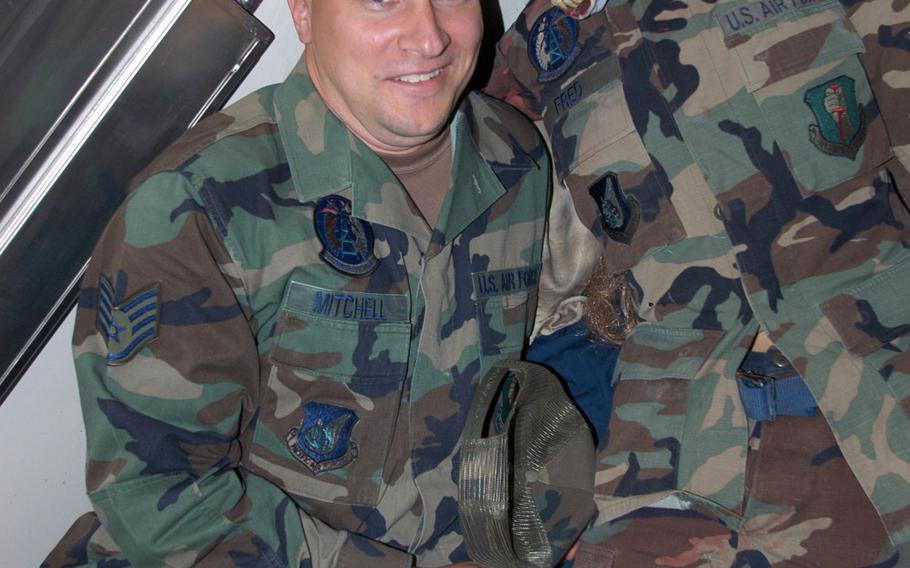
395;69;442;83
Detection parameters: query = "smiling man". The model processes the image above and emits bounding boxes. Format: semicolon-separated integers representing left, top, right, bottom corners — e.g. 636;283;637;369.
43;1;550;566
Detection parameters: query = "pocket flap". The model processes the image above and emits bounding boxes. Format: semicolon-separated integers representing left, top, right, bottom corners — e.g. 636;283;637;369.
546;62;632;181
819;257;910;357
617;324;726;381
271;281;411;380
723;0;864;93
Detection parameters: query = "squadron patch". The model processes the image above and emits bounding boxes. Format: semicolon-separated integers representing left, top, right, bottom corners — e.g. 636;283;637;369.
286;401;359;475
589;173;640;244
96;275;160;365
529;8;581;82
804;75;867;160
314;195;379;276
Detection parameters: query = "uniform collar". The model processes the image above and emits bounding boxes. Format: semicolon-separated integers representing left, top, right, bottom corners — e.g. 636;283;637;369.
272;57;538;248
273;58;361;203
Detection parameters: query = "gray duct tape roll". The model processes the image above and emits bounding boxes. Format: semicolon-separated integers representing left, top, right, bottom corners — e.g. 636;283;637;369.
459;360;596;567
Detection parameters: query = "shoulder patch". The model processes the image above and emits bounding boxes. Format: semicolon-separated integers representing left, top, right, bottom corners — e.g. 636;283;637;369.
96;275;160;365
529;8;582;83
804;75;867;160
286;401;359;475
314;195;379;277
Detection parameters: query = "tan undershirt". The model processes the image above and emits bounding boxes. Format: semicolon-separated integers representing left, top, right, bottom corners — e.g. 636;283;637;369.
750;329;775;352
377;131;453;229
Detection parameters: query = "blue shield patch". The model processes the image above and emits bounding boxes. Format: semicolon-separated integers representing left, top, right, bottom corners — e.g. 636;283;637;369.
96;275;160;365
804;75;867;160
529;8;581;83
588;173;640;245
314;195;379;277
286;401;359;475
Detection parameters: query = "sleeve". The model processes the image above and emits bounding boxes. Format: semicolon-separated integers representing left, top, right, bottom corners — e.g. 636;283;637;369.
73;171;413;568
484;13;545;121
844;0;910;194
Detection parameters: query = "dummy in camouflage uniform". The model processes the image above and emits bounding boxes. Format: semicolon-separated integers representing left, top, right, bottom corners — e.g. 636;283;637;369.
489;0;910;564
44;58;552;568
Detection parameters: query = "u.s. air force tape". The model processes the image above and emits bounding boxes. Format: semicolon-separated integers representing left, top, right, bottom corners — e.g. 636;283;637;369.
458;360;596;567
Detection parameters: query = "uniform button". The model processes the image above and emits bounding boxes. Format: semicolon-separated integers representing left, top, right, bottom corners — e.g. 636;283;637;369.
770;348;789;368
713;203;725;221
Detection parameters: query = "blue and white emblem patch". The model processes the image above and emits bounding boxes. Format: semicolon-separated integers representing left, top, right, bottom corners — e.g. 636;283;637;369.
96;275;160;365
286;401;359;475
804;75;867;160
589;173;640;245
529;8;581;83
314;195;379;277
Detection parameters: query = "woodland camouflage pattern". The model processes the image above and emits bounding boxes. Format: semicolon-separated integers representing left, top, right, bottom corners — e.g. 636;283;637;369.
488;0;910;561
44;59;551;567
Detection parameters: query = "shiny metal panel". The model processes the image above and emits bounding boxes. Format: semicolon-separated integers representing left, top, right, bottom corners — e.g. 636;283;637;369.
0;0;273;402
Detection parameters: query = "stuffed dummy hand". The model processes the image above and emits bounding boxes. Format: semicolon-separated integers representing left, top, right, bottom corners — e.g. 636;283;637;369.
551;0;607;18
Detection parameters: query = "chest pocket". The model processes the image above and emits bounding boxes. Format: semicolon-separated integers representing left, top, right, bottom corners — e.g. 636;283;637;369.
720;0;893;194
544;55;688;273
474;267;540;362
251;280;410;509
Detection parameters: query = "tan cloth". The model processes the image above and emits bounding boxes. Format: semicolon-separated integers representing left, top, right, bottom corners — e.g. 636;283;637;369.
378;130;452;229
750;330;775;352
533;170;601;339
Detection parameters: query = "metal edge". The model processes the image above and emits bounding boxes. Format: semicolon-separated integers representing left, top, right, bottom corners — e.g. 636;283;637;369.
0;0;273;404
0;0;193;257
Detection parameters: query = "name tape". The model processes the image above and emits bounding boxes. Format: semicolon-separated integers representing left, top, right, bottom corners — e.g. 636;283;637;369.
473;265;541;299
284;281;410;322
717;0;831;37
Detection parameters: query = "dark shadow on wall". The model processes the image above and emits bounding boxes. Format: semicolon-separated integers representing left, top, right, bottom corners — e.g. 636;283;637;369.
472;0;505;90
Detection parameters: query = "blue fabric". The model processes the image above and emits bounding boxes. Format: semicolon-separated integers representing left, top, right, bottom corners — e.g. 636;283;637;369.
736;349;817;421
526;321;618;445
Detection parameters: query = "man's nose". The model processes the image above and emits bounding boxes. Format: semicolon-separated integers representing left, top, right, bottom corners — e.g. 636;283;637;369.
398;1;450;58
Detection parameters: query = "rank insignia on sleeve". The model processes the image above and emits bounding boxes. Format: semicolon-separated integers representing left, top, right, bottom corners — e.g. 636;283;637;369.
529;8;581;83
804;75;867;160
96;275;160;365
314;195;379;277
286;401;359;475
589;173;640;244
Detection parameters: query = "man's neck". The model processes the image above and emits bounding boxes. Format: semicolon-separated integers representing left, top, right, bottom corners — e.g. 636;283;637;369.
375;129;453;229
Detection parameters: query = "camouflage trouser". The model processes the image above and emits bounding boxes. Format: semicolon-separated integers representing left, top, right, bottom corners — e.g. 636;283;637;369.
575;353;907;568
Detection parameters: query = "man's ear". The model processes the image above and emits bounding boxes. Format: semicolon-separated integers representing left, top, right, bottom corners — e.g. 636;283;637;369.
287;0;313;44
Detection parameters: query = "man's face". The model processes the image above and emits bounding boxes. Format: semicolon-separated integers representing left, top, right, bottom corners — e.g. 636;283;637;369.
289;0;483;153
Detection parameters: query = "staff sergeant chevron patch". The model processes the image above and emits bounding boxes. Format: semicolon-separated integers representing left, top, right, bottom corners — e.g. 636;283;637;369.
96;275;161;365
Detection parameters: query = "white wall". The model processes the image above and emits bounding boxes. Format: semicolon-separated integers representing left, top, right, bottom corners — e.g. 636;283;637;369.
0;1;526;565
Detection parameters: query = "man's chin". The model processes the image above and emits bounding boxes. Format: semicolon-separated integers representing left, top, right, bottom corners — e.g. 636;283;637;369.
384;117;453;145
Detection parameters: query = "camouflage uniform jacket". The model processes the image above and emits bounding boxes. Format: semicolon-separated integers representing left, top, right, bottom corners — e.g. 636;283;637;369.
72;59;549;567
488;0;910;546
